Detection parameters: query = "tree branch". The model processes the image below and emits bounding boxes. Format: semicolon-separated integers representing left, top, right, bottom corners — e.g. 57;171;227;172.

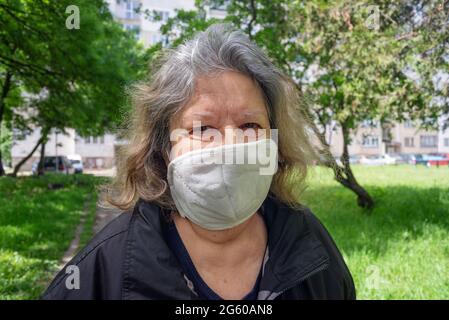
247;0;257;39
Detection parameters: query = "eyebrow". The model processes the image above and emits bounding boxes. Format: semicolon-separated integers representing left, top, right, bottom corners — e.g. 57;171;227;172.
183;111;218;124
236;110;268;123
180;111;217;127
182;108;267;125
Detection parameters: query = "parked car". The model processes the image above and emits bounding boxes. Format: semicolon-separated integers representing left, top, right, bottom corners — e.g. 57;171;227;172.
429;153;449;158
409;154;449;167
32;156;74;175
409;154;427;165
3;164;12;174
359;154;397;165
329;155;361;165
428;153;449;163
397;153;417;165
349;155;362;164
67;154;84;174
423;154;449;167
333;156;343;166
388;153;405;164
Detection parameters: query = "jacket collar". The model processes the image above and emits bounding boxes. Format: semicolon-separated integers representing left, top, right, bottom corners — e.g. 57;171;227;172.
257;194;330;299
124;194;329;299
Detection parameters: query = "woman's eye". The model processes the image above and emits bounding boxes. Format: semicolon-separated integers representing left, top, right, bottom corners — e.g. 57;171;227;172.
241;122;261;130
189;126;212;135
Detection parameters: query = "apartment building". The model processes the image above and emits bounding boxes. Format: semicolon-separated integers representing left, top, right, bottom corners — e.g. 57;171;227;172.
106;0;227;47
328;118;449;157
11;128;119;171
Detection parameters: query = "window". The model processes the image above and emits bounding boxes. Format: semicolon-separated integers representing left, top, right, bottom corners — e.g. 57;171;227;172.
362;135;379;148
151;33;169;46
444;138;449;147
404;137;414;147
85;136;104;144
420;135;437;148
151;34;159;45
163;11;169;21
151;10;169;22
404;120;414;128
210;0;231;10
360;119;379;128
125;0;139;19
123;24;140;40
161;35;169;47
44;157;56;167
12;128;26;141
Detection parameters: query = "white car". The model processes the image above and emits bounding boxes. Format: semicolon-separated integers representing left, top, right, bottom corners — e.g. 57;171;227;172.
359;154;396;165
67;154;84;174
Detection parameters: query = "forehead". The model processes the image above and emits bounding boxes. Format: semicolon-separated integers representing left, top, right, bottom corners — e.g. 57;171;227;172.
176;71;268;122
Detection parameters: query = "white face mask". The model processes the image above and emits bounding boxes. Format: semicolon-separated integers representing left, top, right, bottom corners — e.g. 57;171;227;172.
167;138;278;230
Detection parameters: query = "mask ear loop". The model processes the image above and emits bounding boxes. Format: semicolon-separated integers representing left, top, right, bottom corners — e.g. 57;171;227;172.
277;154;285;167
162;147;177;218
164;148;172;165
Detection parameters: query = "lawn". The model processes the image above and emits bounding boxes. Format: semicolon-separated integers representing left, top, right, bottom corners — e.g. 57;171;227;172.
0;166;448;300
0;174;103;300
301;165;449;299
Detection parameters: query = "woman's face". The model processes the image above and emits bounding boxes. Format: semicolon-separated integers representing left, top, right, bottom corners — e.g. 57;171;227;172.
169;70;271;160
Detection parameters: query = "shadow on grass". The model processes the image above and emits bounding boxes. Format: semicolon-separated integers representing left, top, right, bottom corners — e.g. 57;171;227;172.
301;184;449;258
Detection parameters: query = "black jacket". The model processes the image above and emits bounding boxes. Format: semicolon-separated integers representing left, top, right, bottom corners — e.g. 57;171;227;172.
42;194;356;300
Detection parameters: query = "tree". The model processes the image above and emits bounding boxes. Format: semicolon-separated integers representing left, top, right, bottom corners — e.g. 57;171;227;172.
151;0;446;209
0;0;145;176
389;0;449;129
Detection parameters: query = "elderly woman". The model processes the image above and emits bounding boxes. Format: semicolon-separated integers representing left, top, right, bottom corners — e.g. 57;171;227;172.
42;23;355;300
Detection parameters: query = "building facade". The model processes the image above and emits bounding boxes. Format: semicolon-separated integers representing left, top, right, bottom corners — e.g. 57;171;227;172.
105;0;227;47
11;128;118;171
328;119;449;157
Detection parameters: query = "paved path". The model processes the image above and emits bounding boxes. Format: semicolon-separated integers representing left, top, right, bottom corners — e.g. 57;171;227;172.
58;196;91;268
58;201;122;269
93;205;122;234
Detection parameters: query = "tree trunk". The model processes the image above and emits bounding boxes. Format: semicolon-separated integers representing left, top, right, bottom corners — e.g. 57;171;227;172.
0;70;13;177
11;127;49;177
11;138;42;177
0;149;5;176
38;140;46;176
298;99;374;209
334;125;375;209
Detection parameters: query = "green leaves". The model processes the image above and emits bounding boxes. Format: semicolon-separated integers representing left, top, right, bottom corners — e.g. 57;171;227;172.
0;0;145;138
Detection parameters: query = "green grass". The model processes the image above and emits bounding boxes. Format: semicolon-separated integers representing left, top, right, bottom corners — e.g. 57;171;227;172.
301;165;449;299
0;174;102;300
1;166;448;300
78;191;99;251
